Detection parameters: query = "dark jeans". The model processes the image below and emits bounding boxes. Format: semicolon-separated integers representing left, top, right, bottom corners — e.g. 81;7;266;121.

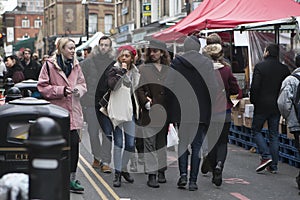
252;113;280;170
178;123;207;182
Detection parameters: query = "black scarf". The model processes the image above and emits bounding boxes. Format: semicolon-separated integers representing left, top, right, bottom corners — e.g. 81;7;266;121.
57;55;73;77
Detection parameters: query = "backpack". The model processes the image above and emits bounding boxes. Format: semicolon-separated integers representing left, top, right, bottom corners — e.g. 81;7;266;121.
291;74;300;152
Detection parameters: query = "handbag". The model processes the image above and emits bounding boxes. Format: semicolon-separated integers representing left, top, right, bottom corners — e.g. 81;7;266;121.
167;123;179;148
99;89;111;108
107;83;133;127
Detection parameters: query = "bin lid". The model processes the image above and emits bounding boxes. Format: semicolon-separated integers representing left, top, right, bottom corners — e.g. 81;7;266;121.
8;97;50;105
14;80;38;89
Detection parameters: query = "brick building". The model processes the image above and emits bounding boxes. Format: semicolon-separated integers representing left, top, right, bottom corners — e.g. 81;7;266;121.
2;3;43;53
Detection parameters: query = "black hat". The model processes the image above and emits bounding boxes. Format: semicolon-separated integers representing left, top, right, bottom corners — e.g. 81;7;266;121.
148;39;167;51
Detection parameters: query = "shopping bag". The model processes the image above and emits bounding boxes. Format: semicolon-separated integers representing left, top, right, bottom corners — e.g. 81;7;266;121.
167;123;179;148
107;84;133;127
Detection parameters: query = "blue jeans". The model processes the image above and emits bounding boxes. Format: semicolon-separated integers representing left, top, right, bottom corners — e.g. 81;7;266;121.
113;120;135;172
85;106;112;164
178;123;206;182
252;113;280;170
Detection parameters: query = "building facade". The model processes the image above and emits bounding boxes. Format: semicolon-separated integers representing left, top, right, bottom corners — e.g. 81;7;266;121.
114;0;202;46
44;0;114;54
18;0;44;12
2;3;43;53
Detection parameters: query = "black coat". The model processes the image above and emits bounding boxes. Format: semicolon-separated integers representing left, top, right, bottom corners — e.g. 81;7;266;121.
166;50;218;126
137;63;169;126
21;59;41;80
250;57;290;114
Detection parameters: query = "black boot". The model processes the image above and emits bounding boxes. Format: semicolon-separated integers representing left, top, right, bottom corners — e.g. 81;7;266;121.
121;171;134;183
158;172;166;183
177;175;187;189
212;161;223;187
147;174;159;188
113;172;121;187
201;156;212;174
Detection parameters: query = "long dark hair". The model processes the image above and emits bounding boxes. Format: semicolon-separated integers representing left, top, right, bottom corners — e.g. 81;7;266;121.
144;48;171;66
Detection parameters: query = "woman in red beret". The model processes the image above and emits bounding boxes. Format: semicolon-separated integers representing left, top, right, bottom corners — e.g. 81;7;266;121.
106;45;140;187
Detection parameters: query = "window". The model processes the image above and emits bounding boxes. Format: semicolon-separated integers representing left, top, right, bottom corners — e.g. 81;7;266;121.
104;14;113;35
89;14;98;34
22;19;30;28
34;19;42;28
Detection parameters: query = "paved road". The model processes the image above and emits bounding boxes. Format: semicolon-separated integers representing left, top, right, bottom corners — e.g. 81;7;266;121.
71;128;300;200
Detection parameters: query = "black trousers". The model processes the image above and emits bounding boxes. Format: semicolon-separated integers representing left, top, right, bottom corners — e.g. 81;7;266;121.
207;121;231;169
70;130;80;173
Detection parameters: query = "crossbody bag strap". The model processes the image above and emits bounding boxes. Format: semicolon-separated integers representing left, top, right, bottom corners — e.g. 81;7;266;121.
46;61;51;83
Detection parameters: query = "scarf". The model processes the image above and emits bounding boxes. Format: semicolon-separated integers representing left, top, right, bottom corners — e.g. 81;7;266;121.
57;55;73;77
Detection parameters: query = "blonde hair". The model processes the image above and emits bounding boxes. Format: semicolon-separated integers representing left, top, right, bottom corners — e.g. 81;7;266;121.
56;38;75;55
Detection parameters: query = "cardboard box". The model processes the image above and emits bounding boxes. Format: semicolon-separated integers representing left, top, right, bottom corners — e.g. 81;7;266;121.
244;104;254;118
263;121;268;129
232;98;251;112
287;129;294;139
243;115;252;128
232;110;243;126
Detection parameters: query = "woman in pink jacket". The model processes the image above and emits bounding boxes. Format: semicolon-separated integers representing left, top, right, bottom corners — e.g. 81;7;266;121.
37;38;87;194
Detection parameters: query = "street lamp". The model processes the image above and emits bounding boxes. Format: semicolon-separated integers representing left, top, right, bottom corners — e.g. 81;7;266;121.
82;0;89;41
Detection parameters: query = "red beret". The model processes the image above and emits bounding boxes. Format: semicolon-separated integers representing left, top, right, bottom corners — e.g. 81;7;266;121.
118;45;137;57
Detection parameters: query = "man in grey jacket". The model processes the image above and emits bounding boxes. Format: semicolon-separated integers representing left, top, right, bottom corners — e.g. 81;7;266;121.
278;54;300;190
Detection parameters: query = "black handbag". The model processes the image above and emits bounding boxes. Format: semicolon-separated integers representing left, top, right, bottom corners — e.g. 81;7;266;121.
98;89;111;108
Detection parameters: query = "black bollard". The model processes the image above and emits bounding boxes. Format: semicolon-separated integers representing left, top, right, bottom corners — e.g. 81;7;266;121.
26;117;69;200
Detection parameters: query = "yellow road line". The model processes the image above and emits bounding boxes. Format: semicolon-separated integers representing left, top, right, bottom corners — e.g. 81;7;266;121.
78;163;108;200
79;154;120;200
78;162;108;200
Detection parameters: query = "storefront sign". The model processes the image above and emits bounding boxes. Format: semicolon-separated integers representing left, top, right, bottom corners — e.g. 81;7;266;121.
143;3;151;17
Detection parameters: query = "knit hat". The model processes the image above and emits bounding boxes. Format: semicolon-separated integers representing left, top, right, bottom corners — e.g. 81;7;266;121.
203;44;223;61
184;35;201;52
117;45;137;57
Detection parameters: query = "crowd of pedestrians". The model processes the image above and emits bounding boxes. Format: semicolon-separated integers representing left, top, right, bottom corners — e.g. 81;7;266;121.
2;32;300;195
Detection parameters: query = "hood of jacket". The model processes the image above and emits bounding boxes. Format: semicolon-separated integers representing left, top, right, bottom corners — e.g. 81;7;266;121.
49;53;79;71
213;62;225;70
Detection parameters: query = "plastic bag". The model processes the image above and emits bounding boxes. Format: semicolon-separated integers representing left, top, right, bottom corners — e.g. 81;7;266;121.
167;123;179;148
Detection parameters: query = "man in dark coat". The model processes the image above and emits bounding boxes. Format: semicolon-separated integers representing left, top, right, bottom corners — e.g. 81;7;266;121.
21;48;41;80
80;36;115;173
250;43;290;173
137;39;171;188
166;36;219;191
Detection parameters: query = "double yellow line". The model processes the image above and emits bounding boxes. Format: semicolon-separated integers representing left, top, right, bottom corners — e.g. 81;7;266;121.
78;154;120;200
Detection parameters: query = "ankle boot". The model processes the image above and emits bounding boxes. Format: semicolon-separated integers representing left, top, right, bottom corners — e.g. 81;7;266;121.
121;171;134;183
147;174;159;188
113;172;121;187
212;161;223;187
158;172;166;183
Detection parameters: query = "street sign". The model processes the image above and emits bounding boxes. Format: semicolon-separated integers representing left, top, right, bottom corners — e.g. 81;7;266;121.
143;3;151;17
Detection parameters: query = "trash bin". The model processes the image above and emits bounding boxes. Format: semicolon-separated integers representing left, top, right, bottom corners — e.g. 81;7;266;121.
0;97;70;199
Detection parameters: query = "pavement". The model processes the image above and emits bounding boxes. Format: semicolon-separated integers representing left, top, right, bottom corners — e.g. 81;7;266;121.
70;125;300;200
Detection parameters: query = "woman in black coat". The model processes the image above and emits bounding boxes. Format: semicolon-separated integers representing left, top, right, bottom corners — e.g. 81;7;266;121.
4;55;24;84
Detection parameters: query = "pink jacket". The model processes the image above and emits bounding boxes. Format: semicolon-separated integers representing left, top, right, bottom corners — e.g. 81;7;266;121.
37;56;87;130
